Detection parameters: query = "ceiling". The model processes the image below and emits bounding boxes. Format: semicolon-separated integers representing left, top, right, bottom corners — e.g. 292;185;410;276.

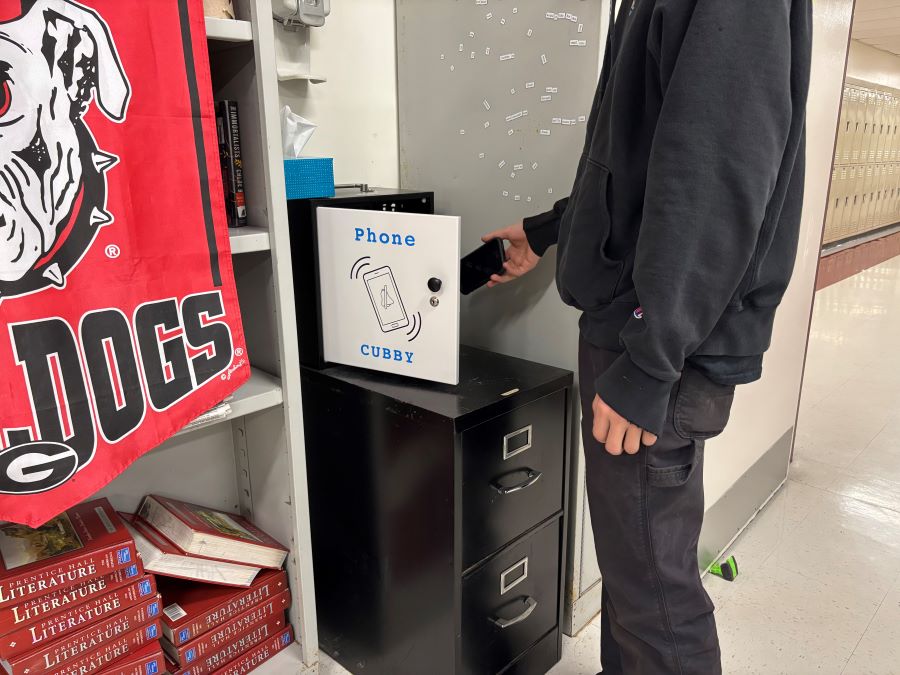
853;0;900;55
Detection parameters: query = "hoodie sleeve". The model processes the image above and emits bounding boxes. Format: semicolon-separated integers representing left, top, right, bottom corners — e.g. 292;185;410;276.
595;0;794;435
523;197;569;256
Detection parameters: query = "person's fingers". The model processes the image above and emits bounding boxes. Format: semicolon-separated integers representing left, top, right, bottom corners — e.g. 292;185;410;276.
592;399;610;444
604;417;628;455
488;273;512;285
642;430;658;446
624;424;642;455
593;414;609;445
501;262;521;278
482;227;512;242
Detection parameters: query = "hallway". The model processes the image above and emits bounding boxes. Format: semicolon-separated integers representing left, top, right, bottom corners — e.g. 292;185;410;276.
549;255;900;674
711;254;900;674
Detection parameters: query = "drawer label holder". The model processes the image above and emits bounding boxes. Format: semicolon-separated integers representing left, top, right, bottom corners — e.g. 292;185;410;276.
502;425;533;460
500;557;529;595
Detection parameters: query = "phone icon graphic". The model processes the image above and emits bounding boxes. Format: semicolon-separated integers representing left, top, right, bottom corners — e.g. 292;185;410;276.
364;266;410;332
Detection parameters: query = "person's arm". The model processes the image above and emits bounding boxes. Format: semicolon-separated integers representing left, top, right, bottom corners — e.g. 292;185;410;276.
596;0;796;436
483;197;570;287
522;197;569;255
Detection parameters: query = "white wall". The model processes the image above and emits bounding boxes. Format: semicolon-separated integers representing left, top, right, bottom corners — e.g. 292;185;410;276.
703;0;855;507
276;0;399;187
847;39;900;90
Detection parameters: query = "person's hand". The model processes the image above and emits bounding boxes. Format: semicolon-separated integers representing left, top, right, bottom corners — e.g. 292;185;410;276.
481;221;540;287
592;394;658;455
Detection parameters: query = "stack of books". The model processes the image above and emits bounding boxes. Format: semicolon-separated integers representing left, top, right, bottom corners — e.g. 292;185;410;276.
158;570;292;674
120;497;292;673
0;499;164;675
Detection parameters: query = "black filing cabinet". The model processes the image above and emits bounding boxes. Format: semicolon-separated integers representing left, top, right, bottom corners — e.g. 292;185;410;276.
302;347;572;674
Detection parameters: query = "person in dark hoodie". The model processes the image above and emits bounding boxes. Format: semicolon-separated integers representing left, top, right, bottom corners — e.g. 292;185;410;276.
482;1;813;673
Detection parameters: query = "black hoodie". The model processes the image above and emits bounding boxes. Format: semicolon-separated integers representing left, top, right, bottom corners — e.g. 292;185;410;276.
523;0;813;436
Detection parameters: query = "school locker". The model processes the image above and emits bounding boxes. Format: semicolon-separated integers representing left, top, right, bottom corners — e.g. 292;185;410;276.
850;87;863;164
875;94;884;163
824;166;842;244
846;165;861;238
835;86;852;166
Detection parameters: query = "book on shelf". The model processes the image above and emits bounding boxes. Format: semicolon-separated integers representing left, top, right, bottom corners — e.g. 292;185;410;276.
215;101;247;228
137;496;287;569
157;569;287;647
3;595;161;675
0;574;156;660
208;627;293;675
0;499;139;610
96;640;165;675
0;565;141;637
122;516;260;588
163;613;284;675
162;590;289;668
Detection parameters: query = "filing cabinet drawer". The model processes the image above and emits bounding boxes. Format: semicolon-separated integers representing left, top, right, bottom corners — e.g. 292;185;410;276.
461;519;561;675
462;390;565;568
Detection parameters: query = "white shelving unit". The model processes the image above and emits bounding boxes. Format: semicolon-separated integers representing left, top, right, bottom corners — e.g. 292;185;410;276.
229;225;271;253
96;2;318;672
174;369;283;438
205;16;253;42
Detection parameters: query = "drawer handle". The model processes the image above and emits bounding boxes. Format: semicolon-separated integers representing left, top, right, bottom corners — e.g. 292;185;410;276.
491;469;542;495
489;596;538;629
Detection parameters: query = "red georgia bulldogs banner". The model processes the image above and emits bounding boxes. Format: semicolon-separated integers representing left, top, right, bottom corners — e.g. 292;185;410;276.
0;0;250;525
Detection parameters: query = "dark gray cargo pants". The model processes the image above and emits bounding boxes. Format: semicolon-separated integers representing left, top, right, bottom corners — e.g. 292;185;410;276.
579;338;735;675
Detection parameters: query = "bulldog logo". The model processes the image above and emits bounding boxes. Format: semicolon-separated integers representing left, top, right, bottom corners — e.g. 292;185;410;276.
0;0;129;299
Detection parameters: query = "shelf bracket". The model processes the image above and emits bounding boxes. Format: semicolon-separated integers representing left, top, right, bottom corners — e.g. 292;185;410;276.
232;418;255;518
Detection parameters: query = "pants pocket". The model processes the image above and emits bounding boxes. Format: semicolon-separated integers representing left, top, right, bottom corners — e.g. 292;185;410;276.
645;429;699;489
646;458;695;488
673;366;736;441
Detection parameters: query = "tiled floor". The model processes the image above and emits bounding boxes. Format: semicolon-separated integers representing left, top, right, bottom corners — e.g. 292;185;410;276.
320;257;900;674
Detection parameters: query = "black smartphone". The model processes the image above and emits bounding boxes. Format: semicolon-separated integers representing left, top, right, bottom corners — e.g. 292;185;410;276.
460;239;506;295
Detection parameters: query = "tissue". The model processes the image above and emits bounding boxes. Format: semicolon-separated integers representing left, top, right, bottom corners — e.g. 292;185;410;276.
281;106;317;158
203;0;235;19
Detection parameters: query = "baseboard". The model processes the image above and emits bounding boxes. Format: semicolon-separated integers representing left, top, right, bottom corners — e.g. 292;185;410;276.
816;228;900;289
698;428;794;569
565;576;603;637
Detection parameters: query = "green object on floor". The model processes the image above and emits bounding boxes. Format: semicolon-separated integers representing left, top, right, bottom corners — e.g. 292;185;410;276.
709;556;739;582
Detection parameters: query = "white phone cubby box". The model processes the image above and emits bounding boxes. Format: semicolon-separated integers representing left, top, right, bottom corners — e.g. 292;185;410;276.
315;206;461;385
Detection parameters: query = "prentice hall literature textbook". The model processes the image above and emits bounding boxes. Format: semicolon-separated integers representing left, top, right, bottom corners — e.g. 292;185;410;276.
3;596;161;675
157;569;287;646
0;575;156;660
137;497;287;569
122;515;259;588
0;566;139;637
0;500;139;610
162;590;289;667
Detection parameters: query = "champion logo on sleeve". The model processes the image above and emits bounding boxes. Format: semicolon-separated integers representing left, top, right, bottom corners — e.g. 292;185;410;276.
633;307;644;319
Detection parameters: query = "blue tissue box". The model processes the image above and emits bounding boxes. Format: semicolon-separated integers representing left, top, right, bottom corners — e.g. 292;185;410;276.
284;157;335;200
